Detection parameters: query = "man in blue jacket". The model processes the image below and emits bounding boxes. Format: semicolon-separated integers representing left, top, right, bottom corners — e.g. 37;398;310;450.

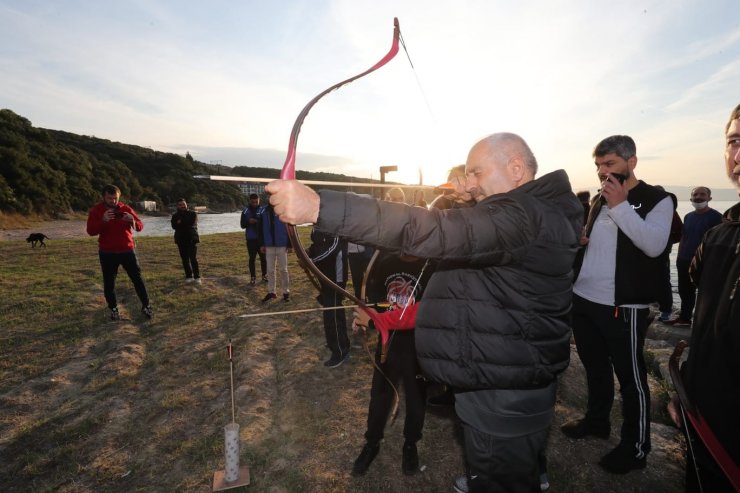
240;193;267;285
259;203;292;303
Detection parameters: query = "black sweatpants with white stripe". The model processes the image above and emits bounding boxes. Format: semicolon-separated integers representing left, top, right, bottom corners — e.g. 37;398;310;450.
571;294;652;458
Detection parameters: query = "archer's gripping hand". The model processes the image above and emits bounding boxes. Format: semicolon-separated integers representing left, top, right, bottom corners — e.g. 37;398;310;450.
265;180;320;225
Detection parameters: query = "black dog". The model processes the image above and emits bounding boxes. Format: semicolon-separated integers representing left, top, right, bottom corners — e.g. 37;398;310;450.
26;233;49;248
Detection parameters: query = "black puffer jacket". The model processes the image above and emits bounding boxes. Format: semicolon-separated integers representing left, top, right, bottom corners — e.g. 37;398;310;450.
316;169;583;390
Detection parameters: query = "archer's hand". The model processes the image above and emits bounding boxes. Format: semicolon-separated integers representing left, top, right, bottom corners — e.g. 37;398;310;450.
352;307;375;333
265;180;320;225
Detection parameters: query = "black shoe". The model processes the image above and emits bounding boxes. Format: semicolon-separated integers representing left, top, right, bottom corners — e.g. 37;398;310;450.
561;418;610;439
141;305;153;319
110;306;120;321
262;276;269;283
324;352;350;368
283;293;290;302
598;444;647;474
427;389;455;407
352;442;380;476
261;293;277;304
401;441;419;475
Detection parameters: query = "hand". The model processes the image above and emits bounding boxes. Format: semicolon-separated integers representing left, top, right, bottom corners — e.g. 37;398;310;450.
102;209;114;222
667;394;683;428
286;247;293;254
260;247;266;254
121;212;134;224
579;226;589;246
601;173;628;209
352;306;375;333
265;180;320;225
248;218;257;224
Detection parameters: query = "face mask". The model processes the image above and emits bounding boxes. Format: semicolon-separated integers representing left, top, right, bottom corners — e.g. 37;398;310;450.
691;200;708;210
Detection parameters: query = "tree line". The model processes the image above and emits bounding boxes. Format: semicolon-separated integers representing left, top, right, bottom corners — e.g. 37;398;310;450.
0;109;385;216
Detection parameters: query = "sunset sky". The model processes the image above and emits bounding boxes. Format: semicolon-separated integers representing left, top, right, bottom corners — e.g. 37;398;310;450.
2;0;739;191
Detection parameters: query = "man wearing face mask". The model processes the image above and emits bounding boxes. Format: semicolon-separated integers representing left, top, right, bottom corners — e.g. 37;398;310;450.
666;187;723;327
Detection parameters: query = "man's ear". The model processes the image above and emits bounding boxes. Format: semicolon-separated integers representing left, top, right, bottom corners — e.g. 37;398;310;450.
508;157;525;182
628;155;638;171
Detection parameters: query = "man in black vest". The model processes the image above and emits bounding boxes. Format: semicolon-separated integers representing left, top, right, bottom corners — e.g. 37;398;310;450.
562;135;673;474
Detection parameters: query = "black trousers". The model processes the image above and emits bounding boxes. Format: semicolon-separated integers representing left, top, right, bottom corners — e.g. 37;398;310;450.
657;251;673;312
99;250;149;309
176;241;200;279
464;424;548;493
246;239;266;279
676;257;696;321
571;295;651;457
318;284;349;358
365;331;427;444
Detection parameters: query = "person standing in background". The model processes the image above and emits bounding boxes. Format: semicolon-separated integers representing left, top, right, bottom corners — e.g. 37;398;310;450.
241;193;267;285
86;184;153;320
259;203;291;303
666;186;723;327
171;198;201;284
308;230;350;368
654;186;682;322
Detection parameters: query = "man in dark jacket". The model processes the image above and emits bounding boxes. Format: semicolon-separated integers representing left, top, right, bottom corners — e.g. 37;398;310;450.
668;103;740;492
240;193;267;285
308;229;350;368
562;135;673;474
171;198;201;283
266;133;583;493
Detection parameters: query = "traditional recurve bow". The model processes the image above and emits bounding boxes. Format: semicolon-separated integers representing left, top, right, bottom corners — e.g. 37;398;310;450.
278;18;402;311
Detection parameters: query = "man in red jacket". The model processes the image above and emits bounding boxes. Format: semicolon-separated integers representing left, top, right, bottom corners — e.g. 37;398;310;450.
86;184;152;320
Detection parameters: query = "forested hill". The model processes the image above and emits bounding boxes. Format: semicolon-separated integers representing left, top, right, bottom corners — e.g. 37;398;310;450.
0;109;380;216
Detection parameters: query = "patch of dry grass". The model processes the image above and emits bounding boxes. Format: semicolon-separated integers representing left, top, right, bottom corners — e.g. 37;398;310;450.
0;230;685;492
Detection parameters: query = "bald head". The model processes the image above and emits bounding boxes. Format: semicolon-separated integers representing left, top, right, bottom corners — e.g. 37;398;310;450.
465;133;538;201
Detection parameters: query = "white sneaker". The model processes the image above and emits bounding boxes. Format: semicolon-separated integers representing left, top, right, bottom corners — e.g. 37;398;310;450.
185;277;195;283
540;472;550;491
453;475;468;493
195;278;202;284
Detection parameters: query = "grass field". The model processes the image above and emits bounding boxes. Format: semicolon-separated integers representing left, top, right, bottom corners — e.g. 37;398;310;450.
0;231;685;492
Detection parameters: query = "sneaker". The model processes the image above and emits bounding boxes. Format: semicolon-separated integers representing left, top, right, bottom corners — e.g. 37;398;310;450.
598;444;647;474
351;442;380;476
261;293;277;304
141;305;153;319
185;277;195;283
427;388;455;407
283;293;290;302
110;306;120;321
250;277;256;286
324;352;350;368
658;310;672;322
262;276;269;283
666;317;691;327
195;277;202;284
561;418;610;439
453;475;468;493
401;441;419;475
540;472;550;491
